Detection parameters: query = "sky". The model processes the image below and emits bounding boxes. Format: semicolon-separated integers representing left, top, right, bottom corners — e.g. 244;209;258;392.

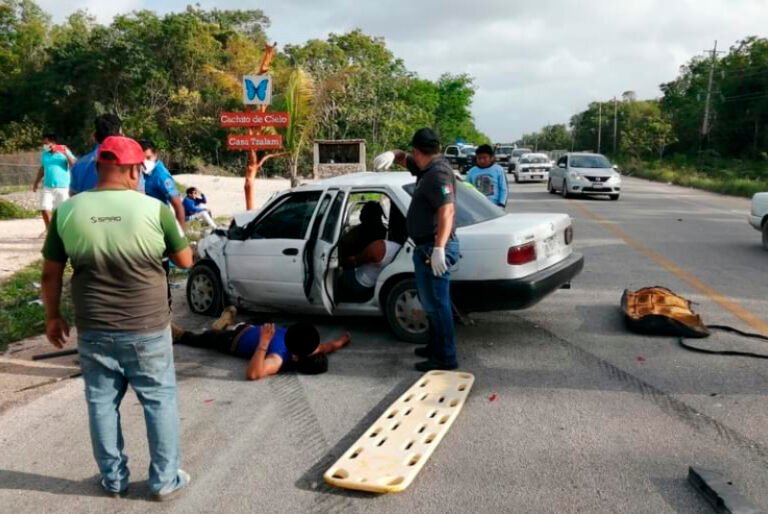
36;0;768;142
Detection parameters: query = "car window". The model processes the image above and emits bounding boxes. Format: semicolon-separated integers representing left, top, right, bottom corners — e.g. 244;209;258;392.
460;147;476;156
520;155;550;164
512;149;532;157
446;147;458;156
250;191;322;240
321;192;346;243
496;146;514;154
403;181;504;228
557;156;567;166
569;154;612;168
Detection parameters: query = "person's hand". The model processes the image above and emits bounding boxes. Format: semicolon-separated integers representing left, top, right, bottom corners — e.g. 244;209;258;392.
373;151;395;171
46;317;70;349
51;144;68;155
259;323;276;347
430;247;448;276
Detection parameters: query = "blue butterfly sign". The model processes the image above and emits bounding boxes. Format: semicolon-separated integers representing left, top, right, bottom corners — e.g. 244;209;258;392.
242;75;272;105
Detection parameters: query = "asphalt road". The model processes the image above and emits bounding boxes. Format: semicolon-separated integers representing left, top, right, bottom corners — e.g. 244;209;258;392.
2;176;768;513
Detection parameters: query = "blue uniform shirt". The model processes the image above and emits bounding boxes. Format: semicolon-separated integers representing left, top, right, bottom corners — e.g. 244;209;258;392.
70;144;145;195
143;161;179;205
467;163;508;207
234;325;291;369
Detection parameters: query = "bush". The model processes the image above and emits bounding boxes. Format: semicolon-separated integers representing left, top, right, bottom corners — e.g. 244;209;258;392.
0;198;37;220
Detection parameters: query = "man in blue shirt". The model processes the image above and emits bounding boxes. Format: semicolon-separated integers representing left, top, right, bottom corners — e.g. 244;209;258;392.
173;307;351;380
466;144;508;208
70;114;145;196
182;187;216;228
33;133;76;230
140;140;186;229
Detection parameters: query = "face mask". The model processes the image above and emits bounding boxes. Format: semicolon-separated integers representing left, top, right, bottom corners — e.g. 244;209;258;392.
43;144;52;152
143;159;156;174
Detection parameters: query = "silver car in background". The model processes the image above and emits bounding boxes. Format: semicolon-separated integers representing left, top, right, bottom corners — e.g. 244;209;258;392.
548;152;622;201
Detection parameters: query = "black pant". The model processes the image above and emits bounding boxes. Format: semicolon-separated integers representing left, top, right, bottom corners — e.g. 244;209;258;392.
177;325;249;356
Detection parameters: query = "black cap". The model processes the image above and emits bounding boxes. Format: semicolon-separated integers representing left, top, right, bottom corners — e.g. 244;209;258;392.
410;128;441;153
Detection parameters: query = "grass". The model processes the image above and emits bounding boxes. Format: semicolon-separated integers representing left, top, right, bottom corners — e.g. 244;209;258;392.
0;197;37;220
0;184;29;194
0;260;74;351
621;157;768;198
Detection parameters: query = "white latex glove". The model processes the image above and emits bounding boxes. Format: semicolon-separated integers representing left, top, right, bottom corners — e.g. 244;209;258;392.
373;151;395;171
430;247;448;276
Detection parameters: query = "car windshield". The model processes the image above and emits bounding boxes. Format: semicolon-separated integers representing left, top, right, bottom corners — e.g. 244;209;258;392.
460;147;476;155
496;146;514;154
403;180;504;228
520;155;550;164
570;154;612;168
512;149;531;157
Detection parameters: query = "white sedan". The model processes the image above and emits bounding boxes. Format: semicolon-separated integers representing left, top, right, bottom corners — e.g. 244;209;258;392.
749;192;768;249
512;153;551;183
548;152;622;200
187;172;584;342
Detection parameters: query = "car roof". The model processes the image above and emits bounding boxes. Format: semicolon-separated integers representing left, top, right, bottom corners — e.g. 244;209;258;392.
521;152;549;158
300;171;416;189
566;152;608;157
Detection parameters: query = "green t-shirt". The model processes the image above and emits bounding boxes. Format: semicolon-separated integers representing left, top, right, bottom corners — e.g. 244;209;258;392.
43;189;189;332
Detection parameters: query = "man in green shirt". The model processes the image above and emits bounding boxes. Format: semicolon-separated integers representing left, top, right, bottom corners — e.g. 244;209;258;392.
41;136;194;501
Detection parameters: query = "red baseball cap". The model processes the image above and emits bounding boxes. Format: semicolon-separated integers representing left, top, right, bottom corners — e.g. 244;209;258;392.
97;136;144;166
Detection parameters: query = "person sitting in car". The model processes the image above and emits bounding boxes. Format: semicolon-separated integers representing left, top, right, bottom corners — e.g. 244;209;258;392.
340;239;402;302
338;201;387;262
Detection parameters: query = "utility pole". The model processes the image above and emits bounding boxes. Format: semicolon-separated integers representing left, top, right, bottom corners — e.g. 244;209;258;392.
597;102;602;153
701;40;722;147
612;97;618;156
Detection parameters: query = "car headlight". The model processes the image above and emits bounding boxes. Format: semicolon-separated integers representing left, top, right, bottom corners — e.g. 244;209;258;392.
569;171;583;179
607;173;621;184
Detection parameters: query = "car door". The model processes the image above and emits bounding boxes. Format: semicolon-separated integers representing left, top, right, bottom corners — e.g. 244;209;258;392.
224;190;322;309
306;189;348;314
554;156;568;187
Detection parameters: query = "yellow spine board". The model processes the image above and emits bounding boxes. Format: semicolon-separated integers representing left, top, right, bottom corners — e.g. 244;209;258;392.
323;370;475;493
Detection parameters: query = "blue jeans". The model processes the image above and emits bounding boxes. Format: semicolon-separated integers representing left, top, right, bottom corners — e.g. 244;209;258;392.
413;239;460;366
78;326;187;495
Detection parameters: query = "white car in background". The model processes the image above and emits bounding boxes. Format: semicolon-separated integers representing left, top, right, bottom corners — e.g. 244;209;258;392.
512;153;551;183
548;152;622;201
188;172;584;343
508;148;533;173
748;192;768;249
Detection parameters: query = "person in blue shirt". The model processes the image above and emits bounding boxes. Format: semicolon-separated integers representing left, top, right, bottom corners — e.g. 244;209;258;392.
32;133;76;230
173;307;351;380
182;187;216;228
70;114;145;195
140;139;186;229
466;144;508;208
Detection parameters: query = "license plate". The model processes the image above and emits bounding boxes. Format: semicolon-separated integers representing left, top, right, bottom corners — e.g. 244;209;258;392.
593;183;604;188
543;235;559;258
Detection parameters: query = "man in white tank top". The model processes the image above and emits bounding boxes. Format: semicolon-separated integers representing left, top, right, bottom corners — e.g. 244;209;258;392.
340;240;402;301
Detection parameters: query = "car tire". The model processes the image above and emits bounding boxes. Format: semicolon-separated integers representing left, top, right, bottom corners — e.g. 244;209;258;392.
561;179;571;199
186;264;224;316
514;174;520;183
762;220;768;251
548;179;557;194
609;194;620;201
384;278;430;344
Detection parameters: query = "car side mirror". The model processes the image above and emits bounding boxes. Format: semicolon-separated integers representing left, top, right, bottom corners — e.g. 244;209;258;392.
612;164;618;170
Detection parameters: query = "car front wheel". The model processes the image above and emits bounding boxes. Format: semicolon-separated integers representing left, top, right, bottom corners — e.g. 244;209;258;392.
186;264;224;316
384;278;430;344
548;179;557;194
762;221;768;250
561;179;571;198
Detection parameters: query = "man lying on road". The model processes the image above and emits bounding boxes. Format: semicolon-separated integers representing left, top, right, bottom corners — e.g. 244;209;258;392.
172;307;351;380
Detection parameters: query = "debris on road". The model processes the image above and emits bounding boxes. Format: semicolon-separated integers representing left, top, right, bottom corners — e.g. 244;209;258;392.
488;393;498;402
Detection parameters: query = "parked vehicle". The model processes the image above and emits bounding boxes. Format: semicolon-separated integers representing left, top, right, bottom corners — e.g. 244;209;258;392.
548;152;622;200
508;148;533;172
444;144;476;172
749;192;768;249
512;153;551;183
188;172;584;343
494;144;515;169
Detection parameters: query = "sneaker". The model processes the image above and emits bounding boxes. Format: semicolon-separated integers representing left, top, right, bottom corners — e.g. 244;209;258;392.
99;479;128;499
171;323;186;343
414;360;458;372
414;346;431;358
151;470;191;502
211;306;237;331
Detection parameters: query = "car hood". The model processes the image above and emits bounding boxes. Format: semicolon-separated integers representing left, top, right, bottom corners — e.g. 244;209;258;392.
572;167;614;176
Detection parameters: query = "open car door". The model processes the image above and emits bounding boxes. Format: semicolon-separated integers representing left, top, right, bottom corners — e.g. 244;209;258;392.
305;189;347;314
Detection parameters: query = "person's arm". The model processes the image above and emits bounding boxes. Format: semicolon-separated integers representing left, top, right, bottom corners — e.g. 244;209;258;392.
435;203;455;248
40;213;70;348
245;324;284;380
316;332;351;355
169;196;187;230
347;240;386;267
159;204;193;268
393;150;421;176
497;167;508;206
32;167;43;192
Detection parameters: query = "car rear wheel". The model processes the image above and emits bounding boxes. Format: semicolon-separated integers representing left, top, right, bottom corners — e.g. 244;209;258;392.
186;264;224;316
384;278;430;344
762;221;768;250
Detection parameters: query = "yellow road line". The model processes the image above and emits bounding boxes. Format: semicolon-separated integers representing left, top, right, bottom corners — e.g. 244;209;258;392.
571;202;768;336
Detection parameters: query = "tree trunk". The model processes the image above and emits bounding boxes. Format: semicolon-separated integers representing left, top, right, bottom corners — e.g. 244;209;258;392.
290;157;300;188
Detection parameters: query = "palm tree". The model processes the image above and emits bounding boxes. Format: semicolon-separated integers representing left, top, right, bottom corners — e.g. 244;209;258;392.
281;67;317;187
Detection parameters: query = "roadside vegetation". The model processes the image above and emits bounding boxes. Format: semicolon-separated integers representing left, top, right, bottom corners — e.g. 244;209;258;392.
0;197;36;220
621;157;768;198
0;260;74;351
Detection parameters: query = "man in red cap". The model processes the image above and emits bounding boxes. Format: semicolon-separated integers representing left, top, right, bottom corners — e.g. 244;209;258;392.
41;136;194;501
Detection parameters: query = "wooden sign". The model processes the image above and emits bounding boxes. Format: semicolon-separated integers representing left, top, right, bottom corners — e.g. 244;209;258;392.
227;134;283;150
220;112;290;128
